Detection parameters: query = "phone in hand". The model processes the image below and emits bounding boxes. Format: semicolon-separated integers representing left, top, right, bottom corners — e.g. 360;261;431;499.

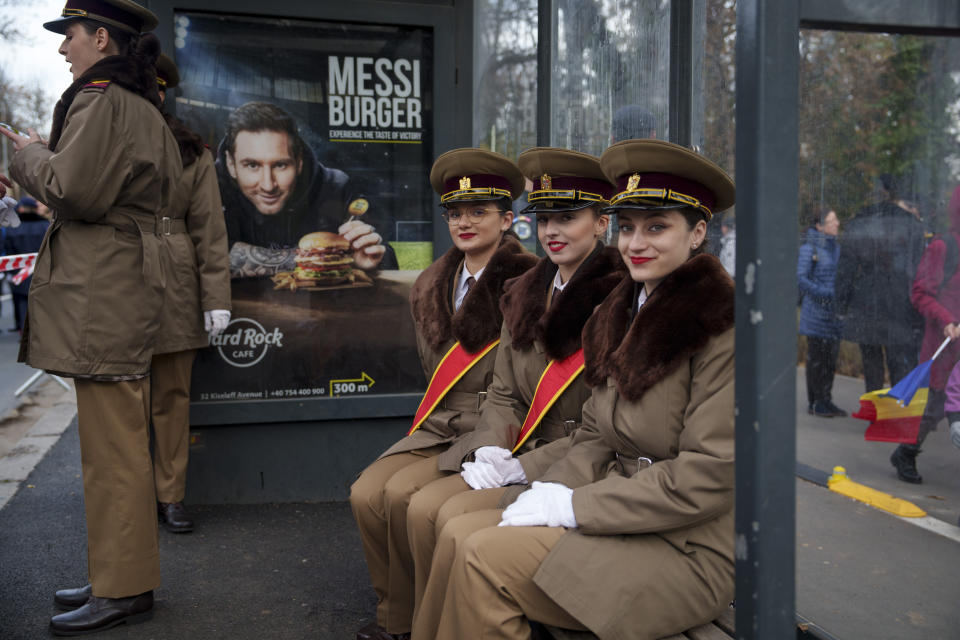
0;122;29;138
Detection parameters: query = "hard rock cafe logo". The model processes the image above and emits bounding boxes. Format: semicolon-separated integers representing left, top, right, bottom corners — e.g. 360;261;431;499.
209;317;284;368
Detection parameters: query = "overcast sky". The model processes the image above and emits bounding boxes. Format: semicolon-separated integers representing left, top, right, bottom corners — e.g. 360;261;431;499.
0;0;76;129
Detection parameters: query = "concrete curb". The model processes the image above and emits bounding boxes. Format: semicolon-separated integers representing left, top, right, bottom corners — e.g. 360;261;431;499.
0;389;76;510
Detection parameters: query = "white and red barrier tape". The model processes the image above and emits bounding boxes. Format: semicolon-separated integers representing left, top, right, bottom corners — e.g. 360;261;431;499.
0;253;37;272
1;253;37;284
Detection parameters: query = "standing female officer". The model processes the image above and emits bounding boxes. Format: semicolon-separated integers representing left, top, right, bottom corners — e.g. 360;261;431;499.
406;148;625;633
350;148;536;640
0;1;182;634
426;139;736;640
149;54;232;533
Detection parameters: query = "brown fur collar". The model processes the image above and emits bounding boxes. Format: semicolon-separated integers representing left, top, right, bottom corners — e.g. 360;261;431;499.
501;244;626;360
163;113;206;168
410;233;537;353
583;254;734;401
49;49;162;150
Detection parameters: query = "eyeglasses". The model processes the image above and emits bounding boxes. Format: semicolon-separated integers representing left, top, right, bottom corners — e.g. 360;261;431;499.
441;208;505;225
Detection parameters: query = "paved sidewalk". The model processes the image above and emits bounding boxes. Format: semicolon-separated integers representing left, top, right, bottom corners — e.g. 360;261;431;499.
0;290;35;420
0;366;958;639
0;420;376;640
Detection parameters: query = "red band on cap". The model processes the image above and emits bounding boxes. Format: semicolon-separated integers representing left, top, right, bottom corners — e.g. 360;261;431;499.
532;176;612;200
64;0;144;32
615;172;715;211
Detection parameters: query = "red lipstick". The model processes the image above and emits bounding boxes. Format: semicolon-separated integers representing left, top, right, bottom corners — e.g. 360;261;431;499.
630;256;653;265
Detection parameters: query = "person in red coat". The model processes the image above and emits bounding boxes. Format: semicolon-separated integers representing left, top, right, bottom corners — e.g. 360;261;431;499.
892;184;960;483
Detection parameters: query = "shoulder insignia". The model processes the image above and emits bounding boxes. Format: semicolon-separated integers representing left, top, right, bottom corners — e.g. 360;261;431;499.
81;79;111;93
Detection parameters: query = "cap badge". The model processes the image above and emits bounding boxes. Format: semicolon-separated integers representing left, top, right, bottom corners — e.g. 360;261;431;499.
541;173;552;189
459;176;471;190
627;173;641;191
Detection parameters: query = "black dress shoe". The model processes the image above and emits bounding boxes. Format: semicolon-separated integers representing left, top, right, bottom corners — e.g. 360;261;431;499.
357;621;387;640
50;591;153;636
158;501;194;533
54;584;92;610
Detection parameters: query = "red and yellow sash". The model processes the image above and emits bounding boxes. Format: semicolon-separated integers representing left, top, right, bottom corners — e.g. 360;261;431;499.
512;348;585;452
408;340;500;435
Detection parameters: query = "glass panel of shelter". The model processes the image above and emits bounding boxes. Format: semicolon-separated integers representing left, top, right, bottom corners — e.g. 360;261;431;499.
473;1;960;635
794;28;960;637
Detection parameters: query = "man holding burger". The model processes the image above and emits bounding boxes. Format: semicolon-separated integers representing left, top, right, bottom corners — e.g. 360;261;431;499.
216;101;397;278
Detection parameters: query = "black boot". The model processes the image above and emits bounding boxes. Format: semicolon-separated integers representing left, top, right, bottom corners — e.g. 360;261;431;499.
158;501;194;533
890;445;922;484
49;591;153;636
54;584;92;610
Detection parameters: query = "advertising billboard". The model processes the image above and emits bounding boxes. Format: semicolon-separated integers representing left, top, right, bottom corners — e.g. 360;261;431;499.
173;12;435;419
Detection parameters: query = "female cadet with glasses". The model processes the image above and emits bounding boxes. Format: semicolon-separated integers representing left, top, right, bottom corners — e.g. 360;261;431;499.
421;139;736;640
350;148;537;640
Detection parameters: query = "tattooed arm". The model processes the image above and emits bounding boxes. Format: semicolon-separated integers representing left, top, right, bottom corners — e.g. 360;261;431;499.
229;242;297;279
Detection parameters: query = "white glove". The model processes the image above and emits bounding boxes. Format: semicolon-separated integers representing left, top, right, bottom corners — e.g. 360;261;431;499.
204;309;231;339
498;481;577;528
950;420;960;449
460;446;527;489
0;196;21;228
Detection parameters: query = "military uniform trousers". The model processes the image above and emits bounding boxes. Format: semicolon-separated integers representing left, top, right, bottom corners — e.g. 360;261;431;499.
75;377;161;598
417;511;585;640
149;349;197;503
350;444;454;633
427;515;734;640
408;481;507;624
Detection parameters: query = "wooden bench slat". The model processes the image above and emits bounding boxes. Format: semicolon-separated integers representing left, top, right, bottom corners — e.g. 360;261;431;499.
543;604;736;640
685;622;734;640
539;626;596;640
714;606;736;635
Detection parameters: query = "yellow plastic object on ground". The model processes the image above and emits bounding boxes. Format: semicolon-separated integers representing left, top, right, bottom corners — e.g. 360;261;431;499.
827;466;926;518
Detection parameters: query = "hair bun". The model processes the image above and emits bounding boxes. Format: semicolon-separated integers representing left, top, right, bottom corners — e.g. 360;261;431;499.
136;32;161;65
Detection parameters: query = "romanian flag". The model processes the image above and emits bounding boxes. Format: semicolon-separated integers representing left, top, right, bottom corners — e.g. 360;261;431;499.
855;337;953;443
854;387;928;443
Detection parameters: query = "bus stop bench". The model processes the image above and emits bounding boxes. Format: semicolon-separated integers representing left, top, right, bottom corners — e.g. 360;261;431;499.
535;606;838;640
533;606;735;640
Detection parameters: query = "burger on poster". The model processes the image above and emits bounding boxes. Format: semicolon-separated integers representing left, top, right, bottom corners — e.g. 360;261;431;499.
293;231;355;285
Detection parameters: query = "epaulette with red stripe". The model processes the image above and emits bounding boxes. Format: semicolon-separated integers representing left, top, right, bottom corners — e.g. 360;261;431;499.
81;79;111;93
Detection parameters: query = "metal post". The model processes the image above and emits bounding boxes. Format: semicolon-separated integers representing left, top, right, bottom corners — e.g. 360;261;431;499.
734;0;799;638
536;0;554;147
669;0;695;147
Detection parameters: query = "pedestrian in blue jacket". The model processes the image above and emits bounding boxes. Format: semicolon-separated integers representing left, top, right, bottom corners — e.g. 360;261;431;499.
799;208;846;417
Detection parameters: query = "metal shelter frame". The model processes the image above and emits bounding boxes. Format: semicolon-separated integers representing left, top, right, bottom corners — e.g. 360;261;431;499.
734;1;960;638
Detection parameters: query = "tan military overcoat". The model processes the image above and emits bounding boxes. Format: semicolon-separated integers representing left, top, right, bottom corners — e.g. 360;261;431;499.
439;244;625;471
10;81;182;376
519;255;736;640
379;234;536;468
154;147;231;354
